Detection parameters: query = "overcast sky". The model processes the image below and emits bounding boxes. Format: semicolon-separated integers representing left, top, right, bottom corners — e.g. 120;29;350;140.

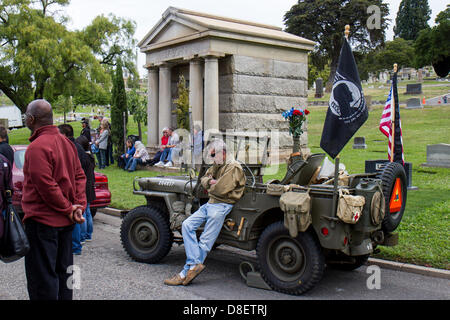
64;0;447;75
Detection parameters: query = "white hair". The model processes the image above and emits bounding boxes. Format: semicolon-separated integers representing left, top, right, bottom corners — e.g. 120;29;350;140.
208;138;226;153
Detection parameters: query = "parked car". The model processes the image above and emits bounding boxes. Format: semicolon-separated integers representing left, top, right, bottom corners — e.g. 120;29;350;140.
11;145;111;218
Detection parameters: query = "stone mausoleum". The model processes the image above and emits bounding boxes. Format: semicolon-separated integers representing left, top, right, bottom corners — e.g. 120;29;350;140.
139;7;315;159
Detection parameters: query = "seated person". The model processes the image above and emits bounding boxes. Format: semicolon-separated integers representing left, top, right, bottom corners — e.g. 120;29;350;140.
147;128;169;166
154;127;179;167
118;138;136;168
124;141;150;172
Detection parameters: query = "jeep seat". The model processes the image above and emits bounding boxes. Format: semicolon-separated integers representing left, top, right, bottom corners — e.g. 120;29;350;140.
281;153;326;186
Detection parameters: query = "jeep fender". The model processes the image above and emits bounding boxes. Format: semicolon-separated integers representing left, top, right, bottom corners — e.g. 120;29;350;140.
133;190;177;216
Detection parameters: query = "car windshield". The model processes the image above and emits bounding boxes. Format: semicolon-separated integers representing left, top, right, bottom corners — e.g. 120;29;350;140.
14;149;26;169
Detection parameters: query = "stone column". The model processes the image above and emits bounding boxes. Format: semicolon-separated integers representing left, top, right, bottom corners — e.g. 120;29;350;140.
158;64;172;141
203;56;219;137
189;59;204;130
147;67;159;146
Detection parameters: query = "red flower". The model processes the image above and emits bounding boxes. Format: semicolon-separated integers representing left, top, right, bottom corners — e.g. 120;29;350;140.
305;109;310;115
293;109;302;116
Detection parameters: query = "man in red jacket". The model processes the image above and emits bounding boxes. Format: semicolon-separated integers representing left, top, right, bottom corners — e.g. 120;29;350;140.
22;99;87;300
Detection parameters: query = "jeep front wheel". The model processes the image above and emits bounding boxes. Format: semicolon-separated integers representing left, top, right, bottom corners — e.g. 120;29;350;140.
256;222;325;295
120;206;173;263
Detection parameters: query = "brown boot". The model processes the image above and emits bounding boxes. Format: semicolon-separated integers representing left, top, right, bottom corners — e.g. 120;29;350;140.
164;274;185;286
182;264;205;286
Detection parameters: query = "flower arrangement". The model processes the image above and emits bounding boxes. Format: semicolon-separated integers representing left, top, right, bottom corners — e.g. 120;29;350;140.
282;107;310;138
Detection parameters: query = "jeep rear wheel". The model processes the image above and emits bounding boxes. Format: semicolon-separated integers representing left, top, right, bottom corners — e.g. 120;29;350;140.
120;206;173;263
256;221;325;295
379;162;407;233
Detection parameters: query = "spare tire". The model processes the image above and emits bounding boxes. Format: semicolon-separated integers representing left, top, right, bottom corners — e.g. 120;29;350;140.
378;162;407;233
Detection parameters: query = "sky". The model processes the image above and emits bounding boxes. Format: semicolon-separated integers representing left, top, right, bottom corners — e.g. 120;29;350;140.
63;0;448;76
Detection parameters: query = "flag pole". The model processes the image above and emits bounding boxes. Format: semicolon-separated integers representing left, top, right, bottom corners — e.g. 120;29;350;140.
332;25;350;216
390;63;397;162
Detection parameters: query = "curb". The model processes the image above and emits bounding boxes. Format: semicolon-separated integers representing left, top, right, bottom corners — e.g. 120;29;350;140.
98;207;450;280
367;258;450;280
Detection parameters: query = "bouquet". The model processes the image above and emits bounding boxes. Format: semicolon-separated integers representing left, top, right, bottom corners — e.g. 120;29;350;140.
282;107;310;138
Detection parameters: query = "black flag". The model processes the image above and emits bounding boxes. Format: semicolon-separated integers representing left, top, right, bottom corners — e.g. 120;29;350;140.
320;38;368;159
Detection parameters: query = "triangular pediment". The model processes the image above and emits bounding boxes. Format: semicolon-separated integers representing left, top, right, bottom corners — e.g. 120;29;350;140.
139;8;207;48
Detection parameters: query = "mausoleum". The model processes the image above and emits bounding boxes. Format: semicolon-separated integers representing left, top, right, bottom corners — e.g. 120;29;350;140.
139;7;315;156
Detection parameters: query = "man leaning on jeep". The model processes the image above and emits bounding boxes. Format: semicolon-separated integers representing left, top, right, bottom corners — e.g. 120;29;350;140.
164;139;246;286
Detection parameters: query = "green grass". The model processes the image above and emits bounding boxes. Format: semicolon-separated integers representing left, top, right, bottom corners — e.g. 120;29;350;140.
8;105;450;269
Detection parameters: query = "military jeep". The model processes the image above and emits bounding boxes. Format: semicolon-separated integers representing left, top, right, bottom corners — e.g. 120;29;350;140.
120;134;407;295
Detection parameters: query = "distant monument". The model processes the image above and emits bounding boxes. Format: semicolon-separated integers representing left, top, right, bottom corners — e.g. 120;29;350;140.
315;78;323;98
421;144;450;168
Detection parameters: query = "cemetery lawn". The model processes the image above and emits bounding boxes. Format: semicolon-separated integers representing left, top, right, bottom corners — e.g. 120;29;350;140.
8;105;449;270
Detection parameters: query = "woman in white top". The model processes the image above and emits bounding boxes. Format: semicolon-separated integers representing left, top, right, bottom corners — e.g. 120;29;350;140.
124;141;150;172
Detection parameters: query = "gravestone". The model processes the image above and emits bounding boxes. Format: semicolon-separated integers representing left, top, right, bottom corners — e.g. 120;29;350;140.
406;98;423;109
365;160;417;190
353;136;367;149
315;78;323;98
421;143;450;168
404;83;422;95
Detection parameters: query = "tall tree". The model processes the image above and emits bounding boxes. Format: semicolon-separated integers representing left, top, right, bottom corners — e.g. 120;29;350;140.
284;0;389;91
414;5;450;77
127;89;147;140
0;0;136;112
394;0;431;41
111;59;128;154
173;75;190;131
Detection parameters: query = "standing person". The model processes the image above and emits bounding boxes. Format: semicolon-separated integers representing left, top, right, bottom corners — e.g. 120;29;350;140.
80;118;92;143
58;124;89;256
102;118;114;166
0;126;14;166
164;139;246;286
76;135;96;244
22;99;86;300
124;141;150;172
95;121;109;169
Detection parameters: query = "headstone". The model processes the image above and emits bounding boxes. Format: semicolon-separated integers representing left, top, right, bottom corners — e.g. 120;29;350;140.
315;78;323;98
353;136;367;149
421;143;450;168
365;160;418;190
418;69;423;82
406;98;423;109
405;83;422;95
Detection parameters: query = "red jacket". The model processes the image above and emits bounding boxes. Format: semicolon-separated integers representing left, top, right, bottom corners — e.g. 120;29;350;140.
22;125;87;227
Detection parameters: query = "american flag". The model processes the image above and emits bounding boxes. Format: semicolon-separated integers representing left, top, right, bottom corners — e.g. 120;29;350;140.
379;74;405;165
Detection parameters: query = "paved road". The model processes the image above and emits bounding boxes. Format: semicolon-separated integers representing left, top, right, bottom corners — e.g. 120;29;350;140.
1;212;449;301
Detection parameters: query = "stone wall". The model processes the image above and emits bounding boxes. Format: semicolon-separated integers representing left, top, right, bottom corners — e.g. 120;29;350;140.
218;55;309;150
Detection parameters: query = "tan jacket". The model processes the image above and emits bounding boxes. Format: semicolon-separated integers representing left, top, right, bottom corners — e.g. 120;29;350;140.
200;160;246;204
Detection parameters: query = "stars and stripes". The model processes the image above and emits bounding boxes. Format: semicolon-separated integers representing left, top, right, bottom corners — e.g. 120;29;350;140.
379;74;405;165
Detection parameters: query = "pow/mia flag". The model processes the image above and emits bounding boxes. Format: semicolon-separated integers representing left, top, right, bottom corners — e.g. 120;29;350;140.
320;38;368;159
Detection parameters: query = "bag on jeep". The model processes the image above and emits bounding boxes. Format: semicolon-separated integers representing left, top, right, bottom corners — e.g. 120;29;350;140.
280;190;311;238
337;189;365;224
266;184;287;196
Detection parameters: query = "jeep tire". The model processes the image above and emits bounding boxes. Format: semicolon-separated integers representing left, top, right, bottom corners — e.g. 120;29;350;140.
256;222;325;295
378;162;407;233
120;205;173;263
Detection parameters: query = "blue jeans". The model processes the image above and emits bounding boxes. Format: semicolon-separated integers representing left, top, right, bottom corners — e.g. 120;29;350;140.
180;202;233;277
72;223;82;254
159;148;172;162
125;157;144;172
80;204;93;241
99;149;107;169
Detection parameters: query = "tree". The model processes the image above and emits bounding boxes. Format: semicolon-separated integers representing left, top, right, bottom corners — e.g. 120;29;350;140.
284;0;389;91
127;89;147;140
0;0;136;112
414;5;450;77
111;59;128;154
173;75;190;131
394;0;431;41
374;37;415;71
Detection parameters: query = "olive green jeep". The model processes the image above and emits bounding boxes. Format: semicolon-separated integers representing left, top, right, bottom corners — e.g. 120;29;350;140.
120;134;406;295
